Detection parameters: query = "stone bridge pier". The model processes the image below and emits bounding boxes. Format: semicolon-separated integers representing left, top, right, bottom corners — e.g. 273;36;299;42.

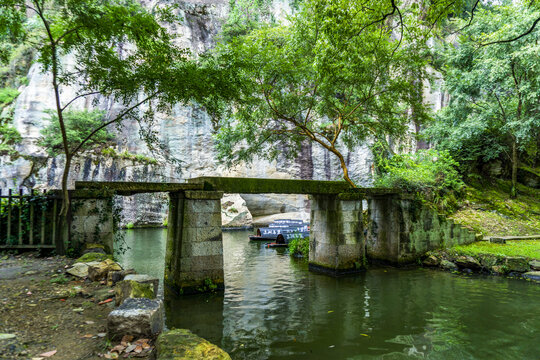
309;193;365;275
164;190;225;295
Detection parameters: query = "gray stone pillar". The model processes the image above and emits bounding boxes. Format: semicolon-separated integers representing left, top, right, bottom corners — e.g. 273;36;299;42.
309;193;365;275
164;190;224;295
365;194;401;263
69;190;114;253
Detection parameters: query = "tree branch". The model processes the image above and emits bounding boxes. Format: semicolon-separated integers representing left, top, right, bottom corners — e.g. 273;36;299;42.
482;16;540;46
71;92;159;156
61;91;101;111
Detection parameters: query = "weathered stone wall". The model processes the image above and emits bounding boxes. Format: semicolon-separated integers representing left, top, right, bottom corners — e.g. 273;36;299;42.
70;194;114;253
309;194;364;275
366;195;477;263
164;191;224;294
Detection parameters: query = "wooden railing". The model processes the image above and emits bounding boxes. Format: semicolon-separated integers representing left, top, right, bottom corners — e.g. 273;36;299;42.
0;189;58;249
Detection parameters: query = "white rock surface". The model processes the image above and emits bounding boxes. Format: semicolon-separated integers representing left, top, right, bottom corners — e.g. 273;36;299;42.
221;194;253;228
65;261;101;278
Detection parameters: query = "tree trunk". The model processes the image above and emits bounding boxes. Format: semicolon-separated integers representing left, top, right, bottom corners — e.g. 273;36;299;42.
55;155;72;255
332;148;357;188
511;138;518;198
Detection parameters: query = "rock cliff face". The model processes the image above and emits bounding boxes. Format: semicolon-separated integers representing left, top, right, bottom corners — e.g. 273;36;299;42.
1;0;444;226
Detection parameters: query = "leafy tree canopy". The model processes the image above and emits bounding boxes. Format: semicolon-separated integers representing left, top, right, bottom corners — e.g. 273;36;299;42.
213;0;440;186
428;1;540;195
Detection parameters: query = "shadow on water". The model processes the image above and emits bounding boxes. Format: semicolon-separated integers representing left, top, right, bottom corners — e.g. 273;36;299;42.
117;228;540;360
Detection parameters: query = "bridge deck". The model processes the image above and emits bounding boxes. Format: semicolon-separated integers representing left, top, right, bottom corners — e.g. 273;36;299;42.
75;181;204;195
75;177;399;196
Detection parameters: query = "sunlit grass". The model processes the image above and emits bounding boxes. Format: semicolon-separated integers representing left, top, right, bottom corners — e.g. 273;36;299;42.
451;240;540;260
450;179;540;236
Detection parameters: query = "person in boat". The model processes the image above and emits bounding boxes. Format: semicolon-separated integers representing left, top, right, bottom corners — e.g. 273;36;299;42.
276;234;286;245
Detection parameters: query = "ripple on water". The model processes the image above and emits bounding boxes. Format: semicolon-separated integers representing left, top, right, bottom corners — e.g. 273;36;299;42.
118;229;540;360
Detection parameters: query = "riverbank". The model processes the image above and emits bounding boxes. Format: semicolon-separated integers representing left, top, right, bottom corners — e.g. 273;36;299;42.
423;240;540;280
0;252;115;359
0;252;156;360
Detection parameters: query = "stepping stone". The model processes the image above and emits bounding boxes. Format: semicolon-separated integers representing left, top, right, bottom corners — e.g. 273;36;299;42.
124;274;159;295
107;298;164;340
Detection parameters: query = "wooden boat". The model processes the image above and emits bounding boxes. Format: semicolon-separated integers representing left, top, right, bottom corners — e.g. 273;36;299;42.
249;220;309;242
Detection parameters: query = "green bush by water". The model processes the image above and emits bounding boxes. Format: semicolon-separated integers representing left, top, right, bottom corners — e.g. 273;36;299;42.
289;236;309;258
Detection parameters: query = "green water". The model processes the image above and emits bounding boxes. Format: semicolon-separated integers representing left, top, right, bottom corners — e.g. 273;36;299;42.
116;228;540;360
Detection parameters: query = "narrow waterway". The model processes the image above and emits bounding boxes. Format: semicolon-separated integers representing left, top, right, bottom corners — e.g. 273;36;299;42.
116;228;540;360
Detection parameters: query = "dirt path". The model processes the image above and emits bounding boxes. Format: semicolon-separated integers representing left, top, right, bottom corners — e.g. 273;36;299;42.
0;252;150;360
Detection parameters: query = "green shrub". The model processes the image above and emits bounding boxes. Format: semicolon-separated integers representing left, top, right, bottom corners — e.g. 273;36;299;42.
0;87;19;108
39;110;115;157
100;147;158;165
125;222;134;229
288;235;309;258
374;147;464;212
50;274;69;284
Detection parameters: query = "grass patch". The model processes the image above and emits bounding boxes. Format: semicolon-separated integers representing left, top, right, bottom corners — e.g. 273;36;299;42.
451;240;540;260
449;178;540;236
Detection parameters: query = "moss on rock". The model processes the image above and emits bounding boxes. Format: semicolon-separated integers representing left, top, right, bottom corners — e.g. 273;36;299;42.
115;280;155;306
156;329;231;360
75;252;113;263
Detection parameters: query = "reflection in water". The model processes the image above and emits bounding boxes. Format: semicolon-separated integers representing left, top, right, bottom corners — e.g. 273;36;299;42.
117;229;540;360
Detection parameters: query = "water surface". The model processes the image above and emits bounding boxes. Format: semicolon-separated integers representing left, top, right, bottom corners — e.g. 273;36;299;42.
117;228;540;360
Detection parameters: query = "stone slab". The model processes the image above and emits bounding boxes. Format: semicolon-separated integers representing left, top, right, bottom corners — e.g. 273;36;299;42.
107;298;164;340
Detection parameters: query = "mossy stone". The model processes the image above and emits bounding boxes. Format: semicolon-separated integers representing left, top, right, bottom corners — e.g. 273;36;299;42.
505;257;530;272
156;329;231;360
75;252;113;263
115;280;155;306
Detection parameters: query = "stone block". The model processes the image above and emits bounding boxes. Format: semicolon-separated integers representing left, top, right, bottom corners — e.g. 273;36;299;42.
490;237;506;244
455;256;481;270
66;261;101;278
115;280;156;306
155;329;231;360
440;260;457;271
88;259;122;282
184;212;222;228
523;271;540;281
185;199;221;214
107;269;136;287
529;260;540;271
505;257;529;272
182;226;222;243
180;255;223;272
423;255;439;266
338;200;362;212
339;210;362;223
182;242;223;257
107;298;164;340
124;274;159;295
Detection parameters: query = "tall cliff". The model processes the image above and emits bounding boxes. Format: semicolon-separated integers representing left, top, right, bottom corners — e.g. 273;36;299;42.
0;0;446;225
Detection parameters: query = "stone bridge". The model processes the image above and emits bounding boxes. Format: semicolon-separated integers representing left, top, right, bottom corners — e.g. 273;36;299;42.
74;177;477;294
